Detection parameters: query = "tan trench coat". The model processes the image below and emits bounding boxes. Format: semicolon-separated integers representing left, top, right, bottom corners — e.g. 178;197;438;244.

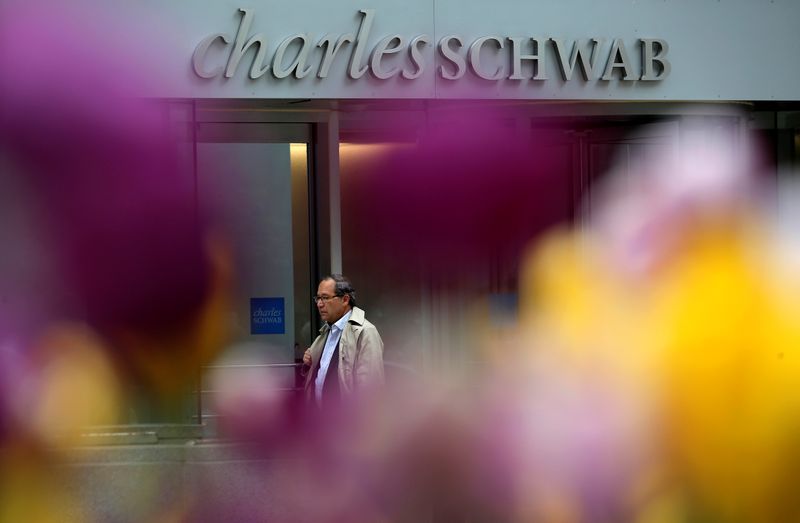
303;306;384;402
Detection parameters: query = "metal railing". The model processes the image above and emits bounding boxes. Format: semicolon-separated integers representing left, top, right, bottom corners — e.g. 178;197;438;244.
192;362;307;431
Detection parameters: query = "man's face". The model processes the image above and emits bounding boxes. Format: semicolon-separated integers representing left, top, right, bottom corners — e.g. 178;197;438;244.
316;279;350;324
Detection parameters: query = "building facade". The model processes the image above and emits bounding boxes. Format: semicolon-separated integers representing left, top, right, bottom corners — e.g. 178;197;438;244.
3;1;800;520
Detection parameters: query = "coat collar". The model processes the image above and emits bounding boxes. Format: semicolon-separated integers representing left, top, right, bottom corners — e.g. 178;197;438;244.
349;306;366;326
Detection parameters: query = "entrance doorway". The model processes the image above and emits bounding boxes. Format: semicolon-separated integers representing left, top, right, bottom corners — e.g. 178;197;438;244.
185;108;318;432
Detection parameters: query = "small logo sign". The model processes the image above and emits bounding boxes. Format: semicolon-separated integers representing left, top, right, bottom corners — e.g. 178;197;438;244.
250;297;285;334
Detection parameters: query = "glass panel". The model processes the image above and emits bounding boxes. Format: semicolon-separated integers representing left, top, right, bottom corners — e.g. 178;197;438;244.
339;143;425;376
197;142;296;354
338;125;576;378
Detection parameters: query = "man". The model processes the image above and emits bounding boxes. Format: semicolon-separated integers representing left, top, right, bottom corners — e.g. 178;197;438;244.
302;274;384;407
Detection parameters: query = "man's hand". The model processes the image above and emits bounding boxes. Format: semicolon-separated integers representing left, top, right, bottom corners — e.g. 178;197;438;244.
303;348;312;366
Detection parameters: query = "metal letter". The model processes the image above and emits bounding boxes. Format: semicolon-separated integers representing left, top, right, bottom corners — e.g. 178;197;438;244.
640;39;671;80
550;38;604;81
192;33;231;79
601;39;635;80
348;9;375;79
438;35;466;80
317;33;354;79
468;36;505;80
370;35;405;79
508;37;547;80
403;35;431;80
225;8;270;79
272;34;315;79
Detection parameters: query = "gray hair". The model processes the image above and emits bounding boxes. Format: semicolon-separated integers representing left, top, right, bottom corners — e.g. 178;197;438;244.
323;274;357;308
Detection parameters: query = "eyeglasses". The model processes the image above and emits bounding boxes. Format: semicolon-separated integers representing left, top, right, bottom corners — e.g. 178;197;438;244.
313;295;342;305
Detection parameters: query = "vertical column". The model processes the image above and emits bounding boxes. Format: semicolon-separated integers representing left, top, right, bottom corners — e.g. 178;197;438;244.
313;111;342;279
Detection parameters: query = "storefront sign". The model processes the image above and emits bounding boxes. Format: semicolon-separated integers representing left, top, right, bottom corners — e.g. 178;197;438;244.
250;297;285;335
193;8;670;84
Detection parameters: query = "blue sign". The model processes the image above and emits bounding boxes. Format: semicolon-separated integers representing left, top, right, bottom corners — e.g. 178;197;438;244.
250;297;285;335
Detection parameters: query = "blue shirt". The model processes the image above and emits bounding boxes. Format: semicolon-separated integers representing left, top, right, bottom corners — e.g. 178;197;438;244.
314;309;352;405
